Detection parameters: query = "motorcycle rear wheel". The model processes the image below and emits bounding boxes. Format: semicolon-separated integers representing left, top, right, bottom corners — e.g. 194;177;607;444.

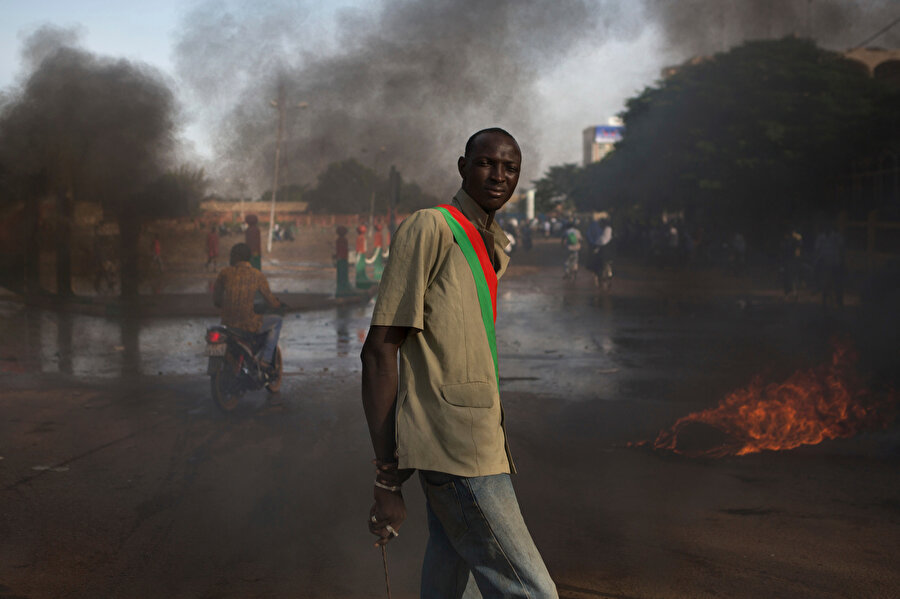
265;347;283;393
211;350;244;412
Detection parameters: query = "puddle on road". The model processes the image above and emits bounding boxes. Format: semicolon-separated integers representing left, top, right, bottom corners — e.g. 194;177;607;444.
1;285;749;401
0;299;375;378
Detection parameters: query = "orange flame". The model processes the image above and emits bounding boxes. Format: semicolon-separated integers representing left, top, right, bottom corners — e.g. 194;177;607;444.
646;342;894;457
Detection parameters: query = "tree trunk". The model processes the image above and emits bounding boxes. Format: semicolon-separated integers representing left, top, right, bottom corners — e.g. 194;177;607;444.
23;181;42;296
118;208;141;299
55;190;74;296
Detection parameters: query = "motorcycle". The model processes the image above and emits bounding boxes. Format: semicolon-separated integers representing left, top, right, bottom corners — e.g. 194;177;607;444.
589;244;614;291
205;324;283;413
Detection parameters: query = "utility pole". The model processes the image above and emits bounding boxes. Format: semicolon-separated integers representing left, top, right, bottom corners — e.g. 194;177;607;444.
267;82;286;254
366;146;386;244
388;165;398;236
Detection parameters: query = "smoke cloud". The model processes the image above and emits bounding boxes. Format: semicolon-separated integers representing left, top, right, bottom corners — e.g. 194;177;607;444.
173;0;900;196
644;0;900;58
174;0;633;195
0;25;176;207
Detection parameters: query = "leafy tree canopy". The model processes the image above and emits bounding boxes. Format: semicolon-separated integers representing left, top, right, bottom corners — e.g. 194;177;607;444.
303;159;436;214
259;183;308;204
565;37;898;235
137;166;209;218
532;163;580;213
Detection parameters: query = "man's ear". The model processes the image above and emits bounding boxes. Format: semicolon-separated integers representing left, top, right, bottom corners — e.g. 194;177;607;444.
457;156;467;180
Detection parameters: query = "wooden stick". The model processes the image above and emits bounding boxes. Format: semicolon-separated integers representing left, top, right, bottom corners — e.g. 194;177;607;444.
381;545;392;599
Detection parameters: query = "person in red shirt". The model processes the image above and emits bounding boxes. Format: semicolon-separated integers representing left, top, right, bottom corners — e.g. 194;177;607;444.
244;214;262;270
151;234;163;272
206;225;220;271
355;224;367;254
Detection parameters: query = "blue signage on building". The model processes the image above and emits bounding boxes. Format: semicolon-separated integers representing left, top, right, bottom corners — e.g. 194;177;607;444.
593;126;624;143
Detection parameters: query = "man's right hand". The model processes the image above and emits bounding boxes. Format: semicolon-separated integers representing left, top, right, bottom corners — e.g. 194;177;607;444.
368;487;406;546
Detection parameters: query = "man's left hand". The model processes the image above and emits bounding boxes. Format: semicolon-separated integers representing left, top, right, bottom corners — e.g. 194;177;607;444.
368;487;406;547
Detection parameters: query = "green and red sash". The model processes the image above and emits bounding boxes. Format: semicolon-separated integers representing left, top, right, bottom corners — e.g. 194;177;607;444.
434;204;499;389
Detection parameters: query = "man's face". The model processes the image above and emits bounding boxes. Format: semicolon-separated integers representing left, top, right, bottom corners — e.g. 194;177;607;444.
458;132;522;214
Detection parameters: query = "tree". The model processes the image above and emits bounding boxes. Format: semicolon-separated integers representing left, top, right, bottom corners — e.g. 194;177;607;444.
302;159;438;215
395;177;437;213
141;166;209;218
303;159;380;214
573;37;897;240
259;183;308;204
532;163;582;213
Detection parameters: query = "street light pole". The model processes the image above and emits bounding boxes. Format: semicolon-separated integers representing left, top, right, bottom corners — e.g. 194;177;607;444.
267;83;286;254
367;146;386;242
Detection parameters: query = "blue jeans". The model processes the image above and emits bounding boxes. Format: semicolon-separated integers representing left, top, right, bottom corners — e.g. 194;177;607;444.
419;471;557;599
259;314;282;364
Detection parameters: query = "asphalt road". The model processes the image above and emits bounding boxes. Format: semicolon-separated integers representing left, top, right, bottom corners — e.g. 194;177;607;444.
1;248;898;599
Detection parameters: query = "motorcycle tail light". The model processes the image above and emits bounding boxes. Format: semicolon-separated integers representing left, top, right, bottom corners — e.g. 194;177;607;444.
206;330;224;343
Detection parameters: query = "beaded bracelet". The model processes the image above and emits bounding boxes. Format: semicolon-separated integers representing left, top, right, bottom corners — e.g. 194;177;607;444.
374;479;402;493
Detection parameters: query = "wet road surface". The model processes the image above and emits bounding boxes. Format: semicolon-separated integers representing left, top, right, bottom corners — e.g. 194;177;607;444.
1;253;898;598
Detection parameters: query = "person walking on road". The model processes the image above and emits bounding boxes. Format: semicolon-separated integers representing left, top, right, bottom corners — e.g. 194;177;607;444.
151;233;164;273
206;225;220;271
563;221;582;281
587;213;613;289
361;128;558;598
244;214;262;270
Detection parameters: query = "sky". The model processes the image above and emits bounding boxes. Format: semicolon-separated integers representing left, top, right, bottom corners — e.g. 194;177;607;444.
0;0;664;186
0;1;183;83
2;0;893;193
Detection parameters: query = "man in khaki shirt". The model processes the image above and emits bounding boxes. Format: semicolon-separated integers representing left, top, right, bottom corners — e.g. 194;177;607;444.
361;129;557;598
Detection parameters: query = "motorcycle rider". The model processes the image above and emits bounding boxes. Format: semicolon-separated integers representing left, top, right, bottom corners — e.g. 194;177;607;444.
562;220;582;280
586;213;613;288
213;242;284;372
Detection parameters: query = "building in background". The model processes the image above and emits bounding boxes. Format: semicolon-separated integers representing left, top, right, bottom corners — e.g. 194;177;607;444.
582;118;624;166
843;47;900;89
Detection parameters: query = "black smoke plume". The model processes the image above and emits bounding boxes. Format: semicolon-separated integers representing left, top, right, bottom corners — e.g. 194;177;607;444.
0;26;177;296
644;0;900;58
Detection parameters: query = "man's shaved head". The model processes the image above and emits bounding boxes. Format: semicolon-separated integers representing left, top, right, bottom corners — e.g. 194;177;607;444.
464;128;519;158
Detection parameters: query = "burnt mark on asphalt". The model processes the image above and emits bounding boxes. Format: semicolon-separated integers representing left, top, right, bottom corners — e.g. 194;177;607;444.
26;421;56;434
720;507;782;516
0;583;31;599
4;415;174;491
880;497;900;516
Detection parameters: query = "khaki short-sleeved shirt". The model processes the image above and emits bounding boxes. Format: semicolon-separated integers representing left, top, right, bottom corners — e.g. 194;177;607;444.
371;189;515;477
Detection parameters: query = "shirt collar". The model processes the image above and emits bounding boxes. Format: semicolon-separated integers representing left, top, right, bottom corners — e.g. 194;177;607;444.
452;188;510;247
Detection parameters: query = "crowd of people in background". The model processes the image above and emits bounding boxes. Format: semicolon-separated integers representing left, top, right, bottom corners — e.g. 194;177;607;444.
487;211;848;307
86;205;850;309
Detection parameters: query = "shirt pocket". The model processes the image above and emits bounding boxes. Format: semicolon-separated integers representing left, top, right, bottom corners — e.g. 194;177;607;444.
439;381;494;408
